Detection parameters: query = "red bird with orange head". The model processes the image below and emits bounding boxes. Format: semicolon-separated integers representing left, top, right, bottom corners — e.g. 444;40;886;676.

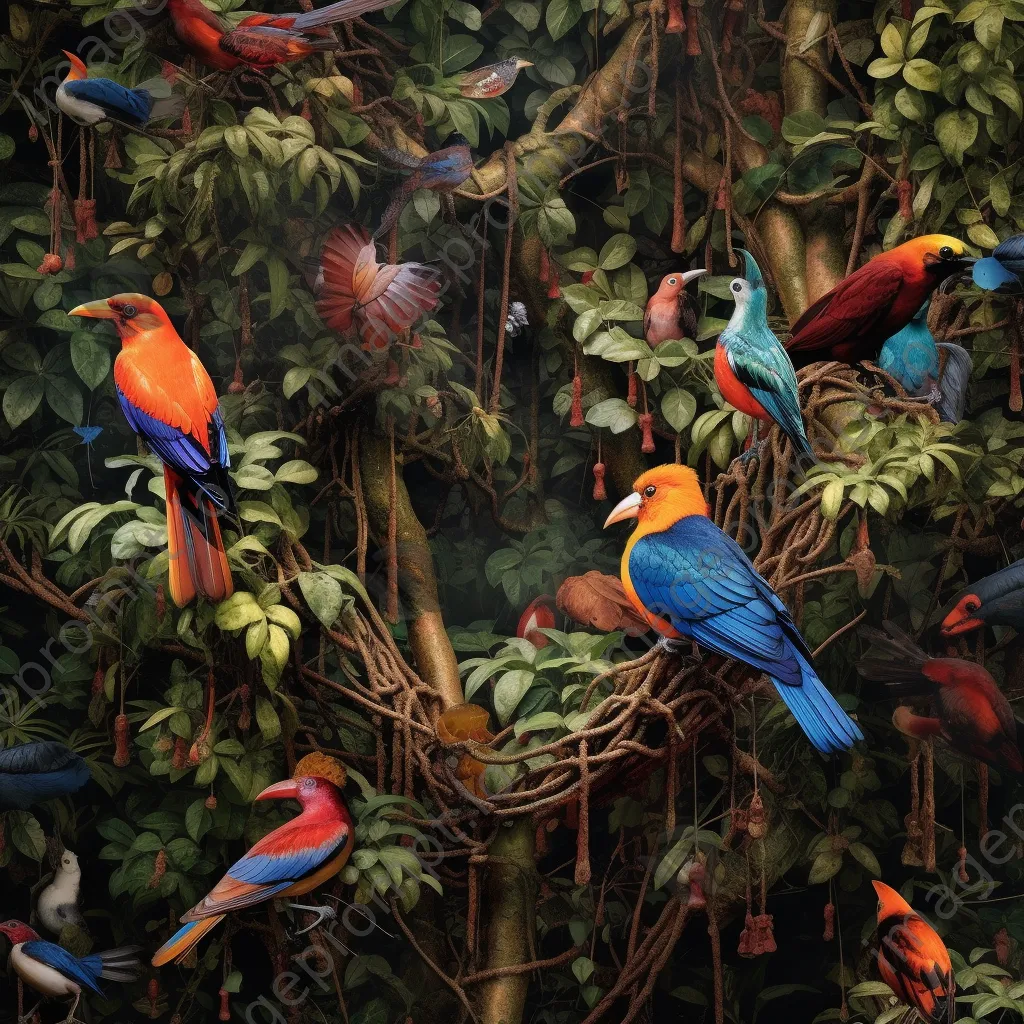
166;0;398;71
69;294;234;607
873;880;955;1024
858;621;1022;775
785;235;973;367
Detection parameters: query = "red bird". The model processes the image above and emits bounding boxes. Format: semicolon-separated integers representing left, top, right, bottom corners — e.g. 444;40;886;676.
857;622;1022;774
785;235;973;367
873;880;955;1024
166;0;397;71
643;269;706;346
69;294;234;607
517;596;556;648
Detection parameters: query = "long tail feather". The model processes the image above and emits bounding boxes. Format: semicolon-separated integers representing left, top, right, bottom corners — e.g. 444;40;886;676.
152;916;223;967
165;467;233;607
936;343;972;423
772;655;864;755
98;945;142;981
291;0;399;30
856;623;932;692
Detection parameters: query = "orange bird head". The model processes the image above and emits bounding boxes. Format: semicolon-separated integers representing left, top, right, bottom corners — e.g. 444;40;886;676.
941;591;984;636
69;293;174;341
650;269;706;304
62;51;88;82
603;464;710;537
879;234;973;281
872;879;915;920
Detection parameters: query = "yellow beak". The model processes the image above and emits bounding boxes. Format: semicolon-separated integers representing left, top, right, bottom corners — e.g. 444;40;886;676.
69;299;115;319
603;491;641;528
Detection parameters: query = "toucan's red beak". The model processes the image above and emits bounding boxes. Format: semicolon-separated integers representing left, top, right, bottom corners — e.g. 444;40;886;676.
255;779;301;801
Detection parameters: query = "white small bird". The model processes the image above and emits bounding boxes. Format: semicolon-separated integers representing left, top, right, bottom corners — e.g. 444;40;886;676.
36;849;85;936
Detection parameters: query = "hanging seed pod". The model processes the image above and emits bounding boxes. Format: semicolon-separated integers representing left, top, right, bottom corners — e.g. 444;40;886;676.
665;0;684;32
149;849;167;889
37;253;62;274
91;665;104;697
755;913;776;954
547;270;561;299
627;370;638;408
747;791;767;839
570;371;584;428
205;793;218;811
687;860;706;910
958;844;969;883
147;978;160;1019
897;179;913;221
737;910;755;956
228;358;245;394
104;137;122;169
721;0;744;52
28;123;38;142
219;988;231;1021
685;0;703;55
172;736;188;771
823;901;835;941
62;245;76;272
73;198;98;243
638;412;655;453
539;247;550;283
592;462;607;501
113;713;131;767
994;927;1011;966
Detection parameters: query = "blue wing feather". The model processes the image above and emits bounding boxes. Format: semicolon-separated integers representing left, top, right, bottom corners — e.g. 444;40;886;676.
62;79;153;125
116;388;222;476
21;941;104;995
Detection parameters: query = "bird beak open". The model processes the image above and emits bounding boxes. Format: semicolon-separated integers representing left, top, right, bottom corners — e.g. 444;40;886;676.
69;300;115;319
255;779;301;801
681;269;707;284
604;491;641;528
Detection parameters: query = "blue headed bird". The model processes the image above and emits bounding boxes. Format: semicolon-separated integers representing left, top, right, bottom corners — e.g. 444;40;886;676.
878;301;972;423
972;234;1024;293
56;51;183;127
604;465;864;755
0;741;90;810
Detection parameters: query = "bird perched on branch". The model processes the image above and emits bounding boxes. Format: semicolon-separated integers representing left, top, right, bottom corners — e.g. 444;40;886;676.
0;742;90;810
785;235;974;367
36;849;86;937
56;51;183;127
69;294;235;607
972;234;1024;293
152;754;353;966
166;0;399;71
604;464;863;755
457;57;533;99
716;249;813;462
877;301;972;424
316;224;441;350
0;919;140;1024
872;880;954;1024
857;621;1022;774
374;134;474;239
643;269;705;346
941;558;1024;637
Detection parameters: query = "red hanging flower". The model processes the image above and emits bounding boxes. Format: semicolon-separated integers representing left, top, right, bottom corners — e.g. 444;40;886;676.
592;462;607;501
74;198;98;243
113;713;131;767
638;412;655;453
823;901;835;942
37;253;62;275
570;372;584;428
627;370;638;408
547;270;561;299
148;849;167;889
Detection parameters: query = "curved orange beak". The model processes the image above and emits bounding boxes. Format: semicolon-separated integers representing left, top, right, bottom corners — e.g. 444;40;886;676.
69;299;115;319
940;596;983;636
256;778;301;801
604;491;641;528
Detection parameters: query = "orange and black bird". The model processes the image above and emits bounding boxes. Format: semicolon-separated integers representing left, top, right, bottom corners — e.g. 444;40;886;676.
873;880;955;1024
941;558;1024;638
857;621;1022;774
785;236;974;368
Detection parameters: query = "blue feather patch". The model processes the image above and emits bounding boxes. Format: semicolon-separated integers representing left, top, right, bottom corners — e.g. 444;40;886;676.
74;425;103;445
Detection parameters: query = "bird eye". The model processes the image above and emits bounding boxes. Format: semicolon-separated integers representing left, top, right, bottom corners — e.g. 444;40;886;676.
122;304;137;318
302;778;315;790
964;598;980;613
644;485;656;498
731;281;742;293
667;277;677;286
939;246;955;260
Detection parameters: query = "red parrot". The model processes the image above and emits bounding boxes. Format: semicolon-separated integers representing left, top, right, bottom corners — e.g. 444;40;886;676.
315;224;441;350
857;622;1022;774
785;235;973;367
69;294;234;607
152;754;352;965
873;880;955;1024
166;0;397;71
643;269;706;346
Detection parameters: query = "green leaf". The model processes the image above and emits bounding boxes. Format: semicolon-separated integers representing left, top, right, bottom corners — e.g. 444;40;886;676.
585;398;638;433
781;110;827;143
661;388;697;432
8;811;46;861
493;668;533;724
3;374;43;427
44;375;83;424
934;108;978;165
298;570;345;628
70;332;110;389
597;233;636;270
849;842;882;876
546;0;582;39
903;58;940;92
808;850;843;884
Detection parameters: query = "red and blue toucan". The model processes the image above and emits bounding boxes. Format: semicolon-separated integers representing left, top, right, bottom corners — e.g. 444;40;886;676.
941;558;1024;637
0;919;140;1024
152;754;353;966
873;881;954;1024
0;741;90;810
785;236;973;367
56;52;183;127
858;621;1022;774
603;464;863;754
69;294;234;607
166;0;397;71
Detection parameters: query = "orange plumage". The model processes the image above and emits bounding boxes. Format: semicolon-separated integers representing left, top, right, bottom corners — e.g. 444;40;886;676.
69;293;234;607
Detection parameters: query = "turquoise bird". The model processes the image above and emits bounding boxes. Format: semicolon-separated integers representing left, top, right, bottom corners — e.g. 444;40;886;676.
716;250;814;461
877;301;971;423
972;235;1024;293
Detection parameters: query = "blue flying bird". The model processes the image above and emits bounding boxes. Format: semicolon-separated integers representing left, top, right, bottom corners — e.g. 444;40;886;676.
716;249;814;461
0;741;91;810
972;234;1024;293
878;301;971;423
56;51;183;127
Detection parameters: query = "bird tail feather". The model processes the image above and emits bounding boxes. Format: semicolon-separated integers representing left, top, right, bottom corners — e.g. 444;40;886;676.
150;94;186;122
291;0;398;31
151;917;223;967
935;342;972;423
856;623;932;695
165;466;233;607
772;656;863;755
98;945;142;982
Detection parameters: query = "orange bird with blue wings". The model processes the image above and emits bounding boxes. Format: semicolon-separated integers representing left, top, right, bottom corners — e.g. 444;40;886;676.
873;880;954;1024
604;465;863;754
152;754;353;966
69;294;234;607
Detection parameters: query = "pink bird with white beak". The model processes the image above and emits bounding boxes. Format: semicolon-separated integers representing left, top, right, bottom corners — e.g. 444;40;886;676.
644;269;707;346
